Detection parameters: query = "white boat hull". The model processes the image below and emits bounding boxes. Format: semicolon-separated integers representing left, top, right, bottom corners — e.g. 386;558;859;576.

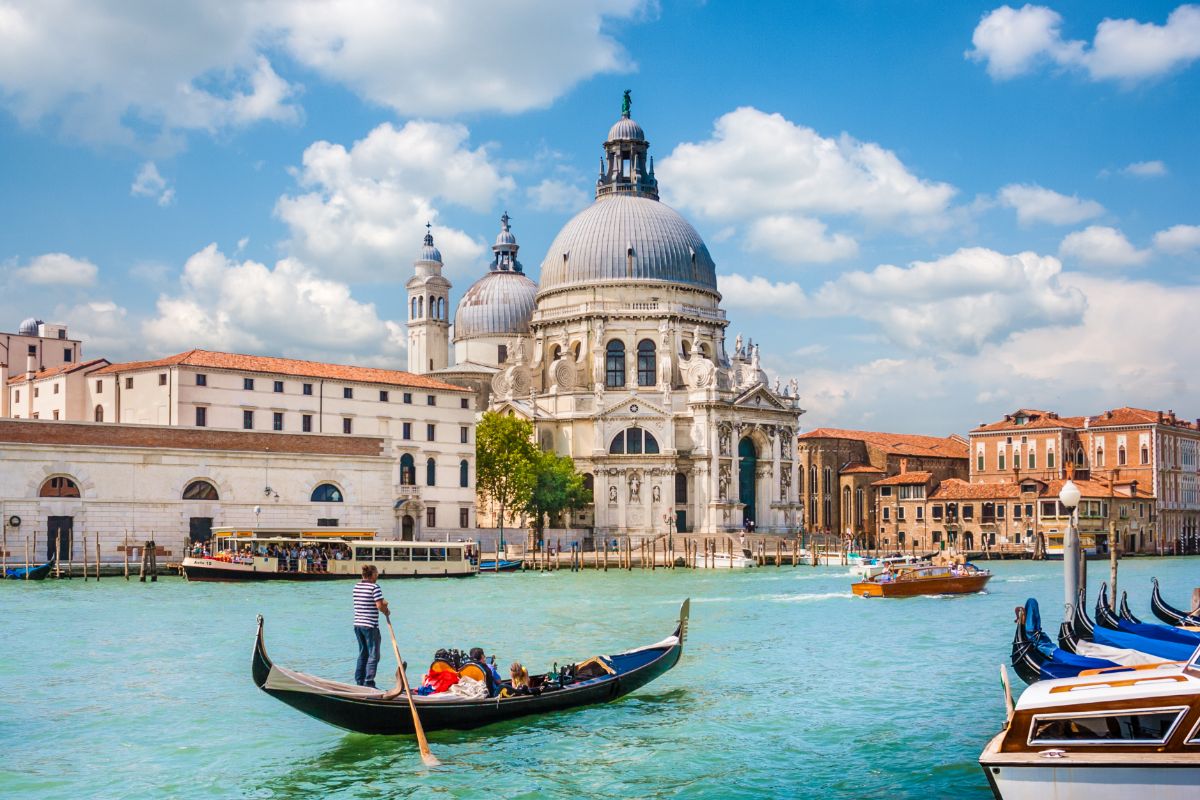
985;763;1200;800
692;554;756;569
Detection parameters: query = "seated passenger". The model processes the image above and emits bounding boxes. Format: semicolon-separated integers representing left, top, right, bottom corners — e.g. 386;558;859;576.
469;647;503;685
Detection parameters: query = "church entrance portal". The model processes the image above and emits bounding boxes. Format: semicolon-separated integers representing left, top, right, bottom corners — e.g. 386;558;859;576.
738;437;757;525
402;515;415;541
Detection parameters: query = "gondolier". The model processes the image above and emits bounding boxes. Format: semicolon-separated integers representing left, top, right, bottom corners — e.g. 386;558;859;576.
353;565;390;688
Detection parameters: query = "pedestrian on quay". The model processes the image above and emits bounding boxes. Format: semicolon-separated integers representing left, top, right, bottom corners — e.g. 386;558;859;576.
353;564;390;688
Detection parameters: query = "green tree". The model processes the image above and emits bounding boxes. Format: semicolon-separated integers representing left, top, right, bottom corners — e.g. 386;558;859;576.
525;450;593;535
475;412;538;547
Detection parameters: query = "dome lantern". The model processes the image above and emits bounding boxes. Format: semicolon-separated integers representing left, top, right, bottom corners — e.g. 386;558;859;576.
597;90;658;201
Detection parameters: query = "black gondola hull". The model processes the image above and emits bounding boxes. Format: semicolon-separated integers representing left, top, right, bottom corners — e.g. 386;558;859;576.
1151;577;1200;627
252;603;688;735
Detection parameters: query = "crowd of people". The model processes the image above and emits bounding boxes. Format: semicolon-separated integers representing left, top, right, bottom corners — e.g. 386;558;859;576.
188;539;354;572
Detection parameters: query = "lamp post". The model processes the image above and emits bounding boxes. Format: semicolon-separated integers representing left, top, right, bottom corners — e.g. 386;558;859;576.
1060;480;1082;616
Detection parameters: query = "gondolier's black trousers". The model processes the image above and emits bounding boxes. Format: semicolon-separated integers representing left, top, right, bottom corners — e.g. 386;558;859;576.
354;625;382;687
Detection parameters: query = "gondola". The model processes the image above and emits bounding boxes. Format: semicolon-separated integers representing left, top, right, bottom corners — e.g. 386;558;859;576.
4;559;54;580
476;559;523;572
1118;590;1141;624
1011;598;1123;684
1151;576;1200;627
1094;583;1200;646
252;599;689;735
1070;591;1196;662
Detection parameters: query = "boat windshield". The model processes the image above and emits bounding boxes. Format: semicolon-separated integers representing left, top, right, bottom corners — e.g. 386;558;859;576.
1186;644;1200;679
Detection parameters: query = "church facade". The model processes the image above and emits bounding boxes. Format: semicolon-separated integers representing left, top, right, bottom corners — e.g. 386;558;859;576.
408;97;805;537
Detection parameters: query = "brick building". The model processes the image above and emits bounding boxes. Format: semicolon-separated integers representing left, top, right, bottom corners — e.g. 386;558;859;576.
971;407;1200;553
796;428;968;546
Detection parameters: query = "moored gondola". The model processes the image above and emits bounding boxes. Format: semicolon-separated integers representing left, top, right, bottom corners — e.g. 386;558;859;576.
1150;576;1200;627
1011;599;1126;684
1096;583;1200;646
4;558;54;580
1075;591;1196;661
1118;590;1141;624
252;599;689;735
476;559;523;572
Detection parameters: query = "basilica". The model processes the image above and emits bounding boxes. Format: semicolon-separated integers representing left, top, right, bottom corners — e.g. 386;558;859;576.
407;97;805;537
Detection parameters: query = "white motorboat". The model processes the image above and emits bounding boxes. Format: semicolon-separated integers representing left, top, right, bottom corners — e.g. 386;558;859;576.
850;555;930;578
693;545;756;569
980;644;1200;799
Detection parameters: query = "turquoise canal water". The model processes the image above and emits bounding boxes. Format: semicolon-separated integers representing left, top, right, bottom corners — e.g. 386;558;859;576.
3;557;1199;799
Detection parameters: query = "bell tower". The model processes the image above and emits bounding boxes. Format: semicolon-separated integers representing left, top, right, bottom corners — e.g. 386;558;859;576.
406;224;451;374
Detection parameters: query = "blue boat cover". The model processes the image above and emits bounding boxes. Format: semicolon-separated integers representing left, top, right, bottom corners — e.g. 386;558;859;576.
1113;618;1200;646
1093;624;1196;661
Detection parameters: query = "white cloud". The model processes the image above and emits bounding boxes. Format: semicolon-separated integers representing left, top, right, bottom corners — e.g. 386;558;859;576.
130;162;175;206
721;247;1084;352
968;4;1200;84
1059;225;1150;267
0;1;644;146
142;244;405;363
659;107;957;231
527;179;589;213
58;300;135;357
13;252;99;286
997;183;1104;225
1122;160;1168;177
743;215;858;263
1154;224;1200;253
276;121;513;281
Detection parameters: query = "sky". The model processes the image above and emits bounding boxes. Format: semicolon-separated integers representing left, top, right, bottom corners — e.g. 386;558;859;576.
0;1;1197;436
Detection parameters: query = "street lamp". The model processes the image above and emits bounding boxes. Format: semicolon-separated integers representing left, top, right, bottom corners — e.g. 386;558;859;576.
254;505;262;530
1059;479;1082;616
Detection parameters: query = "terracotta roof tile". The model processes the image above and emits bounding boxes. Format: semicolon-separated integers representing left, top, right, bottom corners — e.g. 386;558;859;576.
971;408;1085;433
872;471;933;486
929;479;1020;500
840;462;885;475
798;428;968;459
6;358;110;385
96;350;470;392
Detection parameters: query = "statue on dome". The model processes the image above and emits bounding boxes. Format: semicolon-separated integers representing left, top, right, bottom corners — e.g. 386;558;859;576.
734;333;743;358
621;89;632;116
789;377;799;398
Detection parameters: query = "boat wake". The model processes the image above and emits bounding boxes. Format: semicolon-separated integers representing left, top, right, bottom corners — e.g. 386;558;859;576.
769;591;850;603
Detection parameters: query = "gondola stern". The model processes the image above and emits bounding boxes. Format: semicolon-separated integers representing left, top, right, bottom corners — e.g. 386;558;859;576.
252;614;273;689
675;598;690;647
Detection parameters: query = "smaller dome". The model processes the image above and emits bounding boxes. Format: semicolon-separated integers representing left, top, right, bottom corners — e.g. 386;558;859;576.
18;317;41;336
454;271;537;340
418;223;442;263
607;115;645;142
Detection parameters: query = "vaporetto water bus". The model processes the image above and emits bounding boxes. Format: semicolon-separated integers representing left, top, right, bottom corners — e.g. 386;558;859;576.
181;527;478;581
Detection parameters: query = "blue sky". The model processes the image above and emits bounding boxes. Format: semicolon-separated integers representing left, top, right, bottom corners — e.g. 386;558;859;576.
1;1;1197;434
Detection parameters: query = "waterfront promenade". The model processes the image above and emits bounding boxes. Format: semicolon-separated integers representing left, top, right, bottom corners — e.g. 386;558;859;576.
3;556;1197;798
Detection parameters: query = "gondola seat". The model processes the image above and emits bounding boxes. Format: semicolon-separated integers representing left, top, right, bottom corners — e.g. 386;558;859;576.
459;662;498;696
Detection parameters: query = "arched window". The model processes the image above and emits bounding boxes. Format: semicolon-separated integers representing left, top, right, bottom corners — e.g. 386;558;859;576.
40;476;80;498
183;480;219;501
310;483;343;502
1028;450;1036;469
636;339;656;386
400;454;416;486
809;465;817;494
1096;445;1105;467
1141;444;1149;465
410;297;418;319
609;427;659;455
842;486;851;522
1118;445;1127;466
855;488;864;526
1076;447;1084;465
823;467;832;494
605;340;625;388
459;459;469;488
94;405;104;422
426;457;437;486
417;296;424;318
675;472;688;503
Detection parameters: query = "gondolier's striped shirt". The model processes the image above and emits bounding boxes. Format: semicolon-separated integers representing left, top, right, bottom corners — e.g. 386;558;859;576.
353;581;384;628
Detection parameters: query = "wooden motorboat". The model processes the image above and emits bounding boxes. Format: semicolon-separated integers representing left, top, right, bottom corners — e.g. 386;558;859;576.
252;599;689;735
1152;577;1200;627
850;554;930;579
3;558;54;580
981;643;1200;799
182;527;477;581
851;563;991;598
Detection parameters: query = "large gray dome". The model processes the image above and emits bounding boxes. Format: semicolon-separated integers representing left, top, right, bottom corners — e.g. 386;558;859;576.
537;195;717;295
454;271;537;340
18;317;41;336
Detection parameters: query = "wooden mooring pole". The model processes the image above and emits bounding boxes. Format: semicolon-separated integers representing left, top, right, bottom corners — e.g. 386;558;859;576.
83;534;88;581
54;534;61;579
24;536;30;581
123;532;129;580
95;535;101;581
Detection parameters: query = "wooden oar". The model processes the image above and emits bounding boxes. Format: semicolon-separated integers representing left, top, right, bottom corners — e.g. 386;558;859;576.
383;615;439;766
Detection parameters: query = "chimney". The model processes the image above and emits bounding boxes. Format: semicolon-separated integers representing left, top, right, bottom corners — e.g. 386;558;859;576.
899;457;908;474
1169;410;1176;424
1158;410;1164;423
25;351;35;381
